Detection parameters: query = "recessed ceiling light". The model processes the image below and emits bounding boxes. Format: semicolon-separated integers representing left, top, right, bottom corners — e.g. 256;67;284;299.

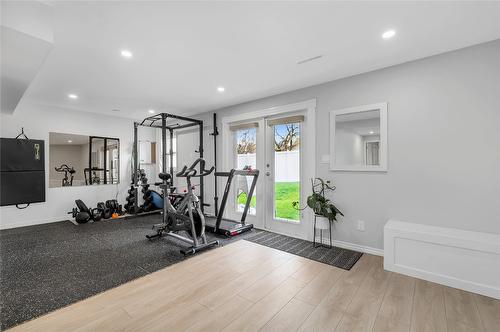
67;140;72;143
382;30;396;40
68;93;78;99
369;131;374;134
217;86;225;92
120;49;133;58
148;109;155;114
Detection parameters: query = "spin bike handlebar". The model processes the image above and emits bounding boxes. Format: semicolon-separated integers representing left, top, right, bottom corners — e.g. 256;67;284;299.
55;164;75;173
176;158;215;178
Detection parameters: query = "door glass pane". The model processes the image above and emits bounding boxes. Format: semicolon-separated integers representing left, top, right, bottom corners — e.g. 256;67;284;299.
107;139;120;184
274;123;300;221
235;128;257;215
89;138;105;185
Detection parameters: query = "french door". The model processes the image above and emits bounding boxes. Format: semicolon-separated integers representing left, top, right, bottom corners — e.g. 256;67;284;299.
263;114;309;237
224;111;311;239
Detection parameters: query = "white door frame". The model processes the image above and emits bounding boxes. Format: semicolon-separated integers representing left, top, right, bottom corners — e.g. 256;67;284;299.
221;99;317;240
364;139;380;165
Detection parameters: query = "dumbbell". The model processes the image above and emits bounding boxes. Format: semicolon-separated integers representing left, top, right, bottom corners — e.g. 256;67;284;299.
128;205;142;214
75;212;91;223
67;207;91;224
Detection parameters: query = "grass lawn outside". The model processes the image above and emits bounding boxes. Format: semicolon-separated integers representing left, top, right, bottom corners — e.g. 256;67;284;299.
274;182;300;221
237;181;300;221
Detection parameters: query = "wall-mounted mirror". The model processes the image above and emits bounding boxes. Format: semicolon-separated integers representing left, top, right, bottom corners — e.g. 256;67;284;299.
329;103;387;171
49;133;120;188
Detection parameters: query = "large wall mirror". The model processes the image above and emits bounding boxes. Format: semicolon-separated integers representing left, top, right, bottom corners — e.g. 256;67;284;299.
329;103;387;171
49;132;120;188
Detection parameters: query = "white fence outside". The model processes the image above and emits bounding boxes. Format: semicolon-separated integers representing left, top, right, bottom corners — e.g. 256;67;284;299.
237;150;299;182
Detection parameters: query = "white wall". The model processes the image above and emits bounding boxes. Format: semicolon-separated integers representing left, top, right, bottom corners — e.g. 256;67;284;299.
0;102;134;229
195;40;500;250
174;126;214;209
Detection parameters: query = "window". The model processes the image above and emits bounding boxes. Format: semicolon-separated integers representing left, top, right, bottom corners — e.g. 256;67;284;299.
234;127;257;215
158;134;177;173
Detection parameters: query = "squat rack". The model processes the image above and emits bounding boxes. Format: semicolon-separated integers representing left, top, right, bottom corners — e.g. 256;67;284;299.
133;113;206;210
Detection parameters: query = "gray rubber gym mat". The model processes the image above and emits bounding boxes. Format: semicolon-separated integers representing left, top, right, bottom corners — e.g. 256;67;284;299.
0;215;362;330
0;215;239;330
245;230;363;270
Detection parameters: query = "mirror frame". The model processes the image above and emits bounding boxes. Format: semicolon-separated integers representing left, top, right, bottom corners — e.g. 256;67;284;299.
87;136;120;185
329;102;388;172
48;133;121;188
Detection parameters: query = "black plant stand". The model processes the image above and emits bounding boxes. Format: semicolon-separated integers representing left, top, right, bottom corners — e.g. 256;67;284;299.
313;214;332;248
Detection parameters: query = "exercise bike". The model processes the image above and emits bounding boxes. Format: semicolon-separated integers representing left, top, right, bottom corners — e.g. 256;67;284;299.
54;164;75;186
146;158;219;255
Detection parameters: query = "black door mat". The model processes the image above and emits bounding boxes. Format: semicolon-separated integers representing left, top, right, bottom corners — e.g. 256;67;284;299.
245;230;363;270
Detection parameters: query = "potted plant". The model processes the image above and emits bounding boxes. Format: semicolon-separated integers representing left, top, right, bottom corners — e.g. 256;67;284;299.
293;178;344;228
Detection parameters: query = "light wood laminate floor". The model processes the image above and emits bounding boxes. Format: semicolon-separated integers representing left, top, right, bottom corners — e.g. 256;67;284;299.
8;240;500;332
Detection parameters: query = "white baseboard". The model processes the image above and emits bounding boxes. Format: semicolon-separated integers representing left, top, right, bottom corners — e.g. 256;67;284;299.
315;234;383;256
0;215;68;230
384;219;500;299
331;239;384;256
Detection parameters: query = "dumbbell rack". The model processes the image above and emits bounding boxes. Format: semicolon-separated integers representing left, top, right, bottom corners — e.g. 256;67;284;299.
124;169;159;215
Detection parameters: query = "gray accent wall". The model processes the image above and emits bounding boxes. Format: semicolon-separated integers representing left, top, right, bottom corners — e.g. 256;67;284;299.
197;40;500;250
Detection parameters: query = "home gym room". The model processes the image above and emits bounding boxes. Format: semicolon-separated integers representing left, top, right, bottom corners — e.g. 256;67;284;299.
0;1;499;331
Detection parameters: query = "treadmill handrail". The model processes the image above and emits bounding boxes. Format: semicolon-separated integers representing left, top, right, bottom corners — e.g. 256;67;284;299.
214;168;259;232
215;169;259;177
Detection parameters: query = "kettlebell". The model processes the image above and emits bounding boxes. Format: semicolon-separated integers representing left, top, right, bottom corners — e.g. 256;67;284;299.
91;208;103;221
97;202;111;219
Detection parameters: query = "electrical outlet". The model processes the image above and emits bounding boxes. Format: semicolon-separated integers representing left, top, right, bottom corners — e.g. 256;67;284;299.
357;220;365;231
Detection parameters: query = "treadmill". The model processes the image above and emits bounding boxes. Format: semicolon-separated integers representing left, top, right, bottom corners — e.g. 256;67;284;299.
205;168;259;237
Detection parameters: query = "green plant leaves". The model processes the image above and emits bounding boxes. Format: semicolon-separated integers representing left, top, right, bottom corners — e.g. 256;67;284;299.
294;177;344;223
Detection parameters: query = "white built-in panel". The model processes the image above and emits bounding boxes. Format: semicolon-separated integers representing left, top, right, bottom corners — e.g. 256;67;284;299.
384;219;500;299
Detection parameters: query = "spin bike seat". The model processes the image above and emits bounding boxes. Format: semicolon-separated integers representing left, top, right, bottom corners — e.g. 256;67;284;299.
159;173;171;181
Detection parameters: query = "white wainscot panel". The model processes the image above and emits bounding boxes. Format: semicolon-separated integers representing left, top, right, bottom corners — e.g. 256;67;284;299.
384;219;500;299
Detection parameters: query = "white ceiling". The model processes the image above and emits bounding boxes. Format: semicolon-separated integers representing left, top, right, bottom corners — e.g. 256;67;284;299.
49;132;88;145
19;1;500;119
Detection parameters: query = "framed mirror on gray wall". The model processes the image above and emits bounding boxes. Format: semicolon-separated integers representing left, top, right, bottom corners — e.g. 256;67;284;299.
329;103;387;172
49;132;120;188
